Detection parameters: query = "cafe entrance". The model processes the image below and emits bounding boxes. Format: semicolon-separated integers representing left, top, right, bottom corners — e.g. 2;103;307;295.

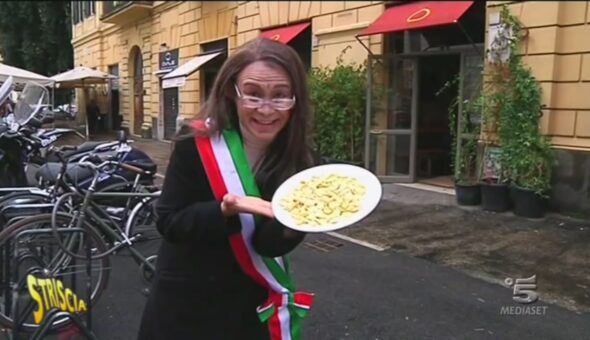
360;1;485;186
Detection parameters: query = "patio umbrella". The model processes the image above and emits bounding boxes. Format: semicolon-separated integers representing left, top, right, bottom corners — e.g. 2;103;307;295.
0;63;55;87
50;66;117;88
51;67;117;138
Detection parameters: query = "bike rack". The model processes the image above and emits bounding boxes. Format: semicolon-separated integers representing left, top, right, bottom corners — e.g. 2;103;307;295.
9;227;98;339
31;309;98;340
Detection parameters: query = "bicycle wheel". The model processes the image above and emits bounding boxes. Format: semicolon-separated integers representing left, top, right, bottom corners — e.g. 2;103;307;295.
126;195;161;284
0;213;110;333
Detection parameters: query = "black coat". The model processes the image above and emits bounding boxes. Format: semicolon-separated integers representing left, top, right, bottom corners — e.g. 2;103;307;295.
137;135;306;340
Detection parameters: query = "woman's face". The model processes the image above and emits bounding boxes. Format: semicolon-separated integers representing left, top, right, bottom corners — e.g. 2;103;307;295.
235;61;293;145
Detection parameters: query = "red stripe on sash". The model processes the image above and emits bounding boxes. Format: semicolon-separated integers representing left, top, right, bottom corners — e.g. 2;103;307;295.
192;121;272;290
267;293;284;340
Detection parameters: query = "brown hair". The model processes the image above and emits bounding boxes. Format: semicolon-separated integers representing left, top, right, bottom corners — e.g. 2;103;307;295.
177;37;315;198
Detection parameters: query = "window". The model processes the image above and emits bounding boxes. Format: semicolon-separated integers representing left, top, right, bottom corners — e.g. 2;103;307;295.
72;1;79;24
72;1;96;25
83;2;90;17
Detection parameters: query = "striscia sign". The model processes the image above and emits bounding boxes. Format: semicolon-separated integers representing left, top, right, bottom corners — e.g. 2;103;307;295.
27;275;88;324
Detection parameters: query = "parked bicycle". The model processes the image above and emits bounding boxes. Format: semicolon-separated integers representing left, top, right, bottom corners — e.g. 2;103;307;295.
0;151;161;333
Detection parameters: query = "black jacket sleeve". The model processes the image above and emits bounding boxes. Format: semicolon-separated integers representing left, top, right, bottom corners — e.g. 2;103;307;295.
156;137;238;244
252;218;306;258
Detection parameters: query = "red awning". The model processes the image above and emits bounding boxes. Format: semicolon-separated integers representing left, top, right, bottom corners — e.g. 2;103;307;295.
260;22;311;44
358;1;474;37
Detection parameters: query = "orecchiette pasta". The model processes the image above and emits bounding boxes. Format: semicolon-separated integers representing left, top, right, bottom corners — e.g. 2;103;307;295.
280;174;367;226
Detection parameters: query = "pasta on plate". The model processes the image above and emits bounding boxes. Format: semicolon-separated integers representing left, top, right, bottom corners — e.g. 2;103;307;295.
279;174;367;226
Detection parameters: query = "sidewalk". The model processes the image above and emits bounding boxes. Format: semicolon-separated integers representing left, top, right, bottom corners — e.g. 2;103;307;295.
109;134;590;314
336;184;590;314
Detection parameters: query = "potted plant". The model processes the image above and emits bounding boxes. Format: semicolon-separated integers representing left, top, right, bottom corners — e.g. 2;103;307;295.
476;5;530;213
494;6;554;218
437;75;482;206
480;144;511;212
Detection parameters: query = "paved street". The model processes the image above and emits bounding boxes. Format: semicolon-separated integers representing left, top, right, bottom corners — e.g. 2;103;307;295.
11;134;587;340
85;233;589;339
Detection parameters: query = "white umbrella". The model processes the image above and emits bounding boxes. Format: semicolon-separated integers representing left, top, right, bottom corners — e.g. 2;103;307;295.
51;66;117;89
51;67;118;138
0;63;55;87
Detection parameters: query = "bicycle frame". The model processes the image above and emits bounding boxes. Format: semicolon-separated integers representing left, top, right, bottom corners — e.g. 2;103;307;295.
70;170;160;274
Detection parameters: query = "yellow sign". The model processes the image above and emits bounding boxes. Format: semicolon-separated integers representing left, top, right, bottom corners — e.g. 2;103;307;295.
27;275;88;324
407;8;431;23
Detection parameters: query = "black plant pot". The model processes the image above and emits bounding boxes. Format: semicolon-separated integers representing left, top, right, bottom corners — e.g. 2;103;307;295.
455;182;481;206
511;185;548;219
480;180;511;212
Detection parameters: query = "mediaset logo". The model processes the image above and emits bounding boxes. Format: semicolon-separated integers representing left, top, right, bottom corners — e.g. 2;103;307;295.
500;275;549;316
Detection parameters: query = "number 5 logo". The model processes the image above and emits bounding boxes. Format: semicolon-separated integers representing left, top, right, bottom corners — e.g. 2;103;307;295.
512;275;538;304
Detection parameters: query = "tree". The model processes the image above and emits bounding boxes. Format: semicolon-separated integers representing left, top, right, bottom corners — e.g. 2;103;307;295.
0;1;73;77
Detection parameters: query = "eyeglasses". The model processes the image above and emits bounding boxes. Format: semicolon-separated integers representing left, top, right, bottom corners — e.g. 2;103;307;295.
234;84;296;111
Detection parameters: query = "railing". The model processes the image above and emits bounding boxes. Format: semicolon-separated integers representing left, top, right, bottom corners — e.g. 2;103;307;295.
102;1;153;17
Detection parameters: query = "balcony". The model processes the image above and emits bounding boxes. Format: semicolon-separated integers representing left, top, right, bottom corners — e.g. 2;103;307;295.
101;1;153;25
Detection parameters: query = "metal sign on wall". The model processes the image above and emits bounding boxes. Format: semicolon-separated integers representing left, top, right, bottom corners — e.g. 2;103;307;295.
159;49;179;71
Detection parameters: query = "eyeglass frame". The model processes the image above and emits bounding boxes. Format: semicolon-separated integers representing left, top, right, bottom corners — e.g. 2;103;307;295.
233;84;296;111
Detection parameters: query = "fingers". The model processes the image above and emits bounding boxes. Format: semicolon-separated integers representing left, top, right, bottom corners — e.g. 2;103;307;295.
221;193;238;216
223;195;275;218
223;193;237;205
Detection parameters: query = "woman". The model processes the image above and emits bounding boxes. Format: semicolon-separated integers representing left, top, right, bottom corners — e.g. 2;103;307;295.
138;38;317;340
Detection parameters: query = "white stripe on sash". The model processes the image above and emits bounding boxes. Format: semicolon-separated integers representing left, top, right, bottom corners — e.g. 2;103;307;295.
209;134;287;294
279;294;292;340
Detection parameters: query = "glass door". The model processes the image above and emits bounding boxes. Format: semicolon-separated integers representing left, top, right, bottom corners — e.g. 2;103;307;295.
365;54;418;182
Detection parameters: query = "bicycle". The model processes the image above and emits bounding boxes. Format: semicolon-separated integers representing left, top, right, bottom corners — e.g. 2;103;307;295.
0;154;161;333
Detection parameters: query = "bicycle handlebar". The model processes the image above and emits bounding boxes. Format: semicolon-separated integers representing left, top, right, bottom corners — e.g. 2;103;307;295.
78;155;145;176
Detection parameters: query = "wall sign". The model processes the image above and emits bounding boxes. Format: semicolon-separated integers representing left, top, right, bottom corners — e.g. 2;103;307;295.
159;48;179;71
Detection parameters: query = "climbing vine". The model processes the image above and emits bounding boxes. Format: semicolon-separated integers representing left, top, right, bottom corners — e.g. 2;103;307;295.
490;5;554;195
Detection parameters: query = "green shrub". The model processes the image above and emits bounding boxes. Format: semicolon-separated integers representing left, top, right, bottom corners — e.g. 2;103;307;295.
309;47;367;163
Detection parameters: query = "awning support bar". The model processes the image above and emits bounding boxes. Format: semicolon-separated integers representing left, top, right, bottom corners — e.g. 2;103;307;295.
355;35;377;59
456;21;483;57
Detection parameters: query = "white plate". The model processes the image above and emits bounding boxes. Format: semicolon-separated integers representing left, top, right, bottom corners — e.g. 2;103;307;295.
271;164;382;233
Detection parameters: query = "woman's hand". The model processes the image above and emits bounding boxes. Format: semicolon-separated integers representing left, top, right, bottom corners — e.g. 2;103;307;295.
221;193;275;219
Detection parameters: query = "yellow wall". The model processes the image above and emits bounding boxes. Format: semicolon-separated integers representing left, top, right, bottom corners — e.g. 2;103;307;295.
72;1;386;139
486;1;590;150
236;1;383;67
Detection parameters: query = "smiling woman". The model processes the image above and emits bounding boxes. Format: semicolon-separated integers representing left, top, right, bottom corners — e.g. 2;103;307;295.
137;38;318;340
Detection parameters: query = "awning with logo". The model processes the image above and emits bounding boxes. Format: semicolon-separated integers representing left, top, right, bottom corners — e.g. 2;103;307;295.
260;22;311;44
357;1;474;37
161;51;223;89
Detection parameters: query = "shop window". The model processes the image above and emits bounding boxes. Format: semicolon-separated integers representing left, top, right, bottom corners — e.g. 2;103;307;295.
200;39;228;103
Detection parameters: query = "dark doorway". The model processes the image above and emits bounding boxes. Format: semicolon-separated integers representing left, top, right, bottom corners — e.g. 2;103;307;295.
416;54;460;183
201;39;228;103
132;47;144;135
108;64;120;131
110;90;120;130
288;25;312;71
163;87;179;140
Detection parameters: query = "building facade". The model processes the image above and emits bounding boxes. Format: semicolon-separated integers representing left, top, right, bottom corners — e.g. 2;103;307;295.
71;1;384;140
71;1;590;216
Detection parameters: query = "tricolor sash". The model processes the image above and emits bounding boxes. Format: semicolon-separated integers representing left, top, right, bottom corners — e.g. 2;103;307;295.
192;121;314;340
